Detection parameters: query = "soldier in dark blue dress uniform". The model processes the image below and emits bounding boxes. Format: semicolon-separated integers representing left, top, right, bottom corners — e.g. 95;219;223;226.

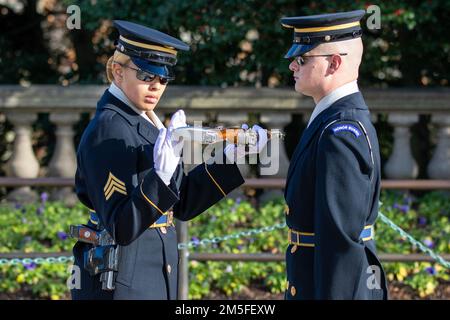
70;20;264;300
281;10;388;299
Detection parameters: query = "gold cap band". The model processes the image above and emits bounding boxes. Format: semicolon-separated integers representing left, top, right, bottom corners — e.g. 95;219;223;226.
119;35;177;55
294;21;360;33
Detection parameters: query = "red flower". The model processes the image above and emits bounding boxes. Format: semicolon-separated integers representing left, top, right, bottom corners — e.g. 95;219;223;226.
394;9;405;16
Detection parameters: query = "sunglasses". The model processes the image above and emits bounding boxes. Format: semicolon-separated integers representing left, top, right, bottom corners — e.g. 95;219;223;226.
115;62;170;85
294;53;348;66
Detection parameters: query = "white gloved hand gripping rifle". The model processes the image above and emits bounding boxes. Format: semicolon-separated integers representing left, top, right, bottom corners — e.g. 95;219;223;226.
153;110;186;185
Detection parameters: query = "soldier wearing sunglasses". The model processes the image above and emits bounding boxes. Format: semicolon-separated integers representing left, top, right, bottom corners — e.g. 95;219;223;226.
70;20;266;300
281;11;388;300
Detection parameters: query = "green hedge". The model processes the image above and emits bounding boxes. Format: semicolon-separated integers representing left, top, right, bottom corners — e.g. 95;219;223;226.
2;0;449;87
0;191;449;299
0;197;85;299
375;191;450;297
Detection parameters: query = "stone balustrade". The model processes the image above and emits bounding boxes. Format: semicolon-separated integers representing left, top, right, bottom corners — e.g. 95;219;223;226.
1;85;450;202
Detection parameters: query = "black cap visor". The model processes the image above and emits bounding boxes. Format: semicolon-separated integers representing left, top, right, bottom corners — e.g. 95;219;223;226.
284;43;319;59
131;57;175;80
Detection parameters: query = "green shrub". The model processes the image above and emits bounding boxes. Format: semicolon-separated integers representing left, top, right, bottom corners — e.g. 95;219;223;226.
5;0;449;87
0;191;449;299
187;197;286;298
375;191;450;298
0;195;85;299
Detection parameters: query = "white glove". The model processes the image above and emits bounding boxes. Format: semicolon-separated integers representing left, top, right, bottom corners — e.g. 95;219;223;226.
249;124;268;155
154;110;187;186
224;124;268;162
167;109;187;157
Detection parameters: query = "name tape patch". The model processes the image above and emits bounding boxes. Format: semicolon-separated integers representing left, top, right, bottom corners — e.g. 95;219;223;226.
331;124;361;137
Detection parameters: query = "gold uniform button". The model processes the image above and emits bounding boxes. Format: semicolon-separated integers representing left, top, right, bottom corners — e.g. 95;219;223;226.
286;281;289;290
290;245;297;254
167;264;172;274
291;286;296;297
284;205;289;215
160;226;167;234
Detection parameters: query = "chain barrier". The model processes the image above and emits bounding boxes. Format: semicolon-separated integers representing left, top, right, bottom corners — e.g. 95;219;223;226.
1;209;449;269
377;212;450;269
176;222;287;250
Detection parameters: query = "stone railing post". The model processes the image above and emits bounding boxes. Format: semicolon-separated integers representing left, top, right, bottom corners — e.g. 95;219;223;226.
428;114;450;179
384;113;419;179
183;111;208;174
48;112;80;205
258;113;291;203
4;112;40;203
258;113;291;178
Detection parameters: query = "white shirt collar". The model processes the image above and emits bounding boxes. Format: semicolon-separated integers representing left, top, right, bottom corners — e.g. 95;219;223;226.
108;81;155;125
307;80;359;127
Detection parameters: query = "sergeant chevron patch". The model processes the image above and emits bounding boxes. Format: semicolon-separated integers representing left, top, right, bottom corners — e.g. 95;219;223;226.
104;172;127;200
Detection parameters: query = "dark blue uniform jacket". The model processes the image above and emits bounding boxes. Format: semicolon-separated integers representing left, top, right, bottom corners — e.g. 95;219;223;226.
72;89;244;300
284;92;388;300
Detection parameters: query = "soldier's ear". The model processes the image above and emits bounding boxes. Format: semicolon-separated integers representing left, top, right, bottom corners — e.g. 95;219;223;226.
112;63;124;83
329;55;342;73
